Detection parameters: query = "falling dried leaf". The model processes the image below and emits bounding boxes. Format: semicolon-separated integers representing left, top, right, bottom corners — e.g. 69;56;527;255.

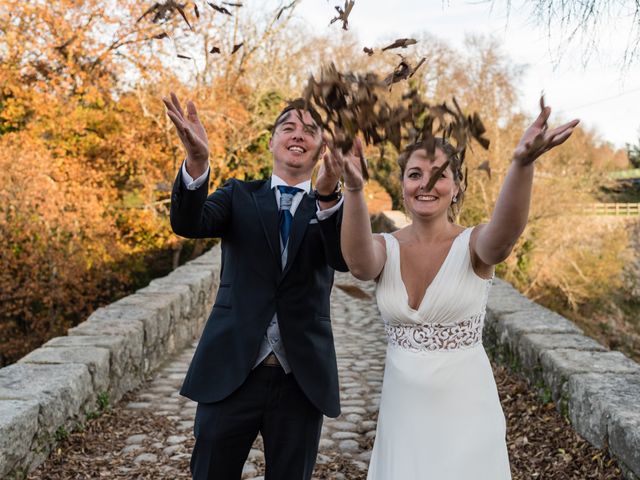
137;2;158;23
177;53;192;59
231;42;243;54
476;160;491;179
153;32;170;40
209;46;220;54
222;1;243;5
276;1;296;20
424;158;451;191
193;2;200;18
409;57;426;78
335;284;371;299
383;60;410;86
381;38;417;51
208;1;232;15
175;3;193;29
363;47;374;56
329;0;355;30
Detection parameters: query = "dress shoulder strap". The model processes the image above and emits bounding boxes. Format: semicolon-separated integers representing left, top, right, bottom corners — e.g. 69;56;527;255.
378;233;399;261
376;233;400;284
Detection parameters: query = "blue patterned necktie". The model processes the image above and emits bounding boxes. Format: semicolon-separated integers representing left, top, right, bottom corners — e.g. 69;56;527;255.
277;185;302;249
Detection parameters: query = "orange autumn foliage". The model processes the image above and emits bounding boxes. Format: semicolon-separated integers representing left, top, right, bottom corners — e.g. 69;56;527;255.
0;0;635;366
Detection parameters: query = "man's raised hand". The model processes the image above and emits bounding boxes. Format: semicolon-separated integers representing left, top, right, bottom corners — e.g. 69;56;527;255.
163;92;209;177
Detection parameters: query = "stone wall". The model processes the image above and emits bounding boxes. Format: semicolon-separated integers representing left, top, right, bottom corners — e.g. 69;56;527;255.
0;247;220;479
485;278;640;480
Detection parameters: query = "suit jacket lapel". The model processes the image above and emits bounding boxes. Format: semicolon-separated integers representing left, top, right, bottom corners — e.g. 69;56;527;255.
281;193;316;278
251;182;281;270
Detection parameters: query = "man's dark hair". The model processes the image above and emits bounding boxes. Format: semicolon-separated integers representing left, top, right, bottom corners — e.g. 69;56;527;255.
271;98;323;135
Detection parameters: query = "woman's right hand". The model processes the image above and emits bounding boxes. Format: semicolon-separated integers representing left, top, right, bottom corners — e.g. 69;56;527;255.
163;92;209;177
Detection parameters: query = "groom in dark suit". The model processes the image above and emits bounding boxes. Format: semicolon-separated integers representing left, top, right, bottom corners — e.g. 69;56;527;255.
164;93;349;480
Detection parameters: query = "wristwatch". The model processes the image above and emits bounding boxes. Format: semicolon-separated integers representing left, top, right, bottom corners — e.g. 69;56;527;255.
314;182;342;202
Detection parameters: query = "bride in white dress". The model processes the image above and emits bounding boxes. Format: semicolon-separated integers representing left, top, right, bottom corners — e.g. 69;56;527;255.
325;104;578;479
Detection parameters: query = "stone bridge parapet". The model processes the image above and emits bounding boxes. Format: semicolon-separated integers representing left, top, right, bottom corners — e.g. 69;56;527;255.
0;247;220;478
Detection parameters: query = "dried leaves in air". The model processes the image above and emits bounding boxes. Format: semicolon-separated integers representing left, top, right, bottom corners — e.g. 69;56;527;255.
330;0;355;30
301;63;491;186
231;43;243;54
363;47;374;56
381;38;417;51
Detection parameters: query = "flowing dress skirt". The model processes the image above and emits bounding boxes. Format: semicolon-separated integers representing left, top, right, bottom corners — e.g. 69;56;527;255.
366;343;512;480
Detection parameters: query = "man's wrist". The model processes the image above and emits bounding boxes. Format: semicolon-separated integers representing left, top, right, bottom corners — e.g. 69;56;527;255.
314;181;342;201
185;161;208;179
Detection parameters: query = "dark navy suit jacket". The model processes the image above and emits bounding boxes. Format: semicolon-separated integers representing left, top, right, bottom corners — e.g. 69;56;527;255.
170;170;348;417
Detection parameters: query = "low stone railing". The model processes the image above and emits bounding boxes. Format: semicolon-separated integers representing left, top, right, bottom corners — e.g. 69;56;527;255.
0;246;220;479
485;278;640;480
1;245;638;479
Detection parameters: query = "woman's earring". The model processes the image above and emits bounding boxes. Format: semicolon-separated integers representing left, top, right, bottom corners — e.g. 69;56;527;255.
452;196;458;204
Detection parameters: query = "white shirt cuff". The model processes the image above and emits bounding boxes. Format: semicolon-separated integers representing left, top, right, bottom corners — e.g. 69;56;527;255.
182;161;210;190
316;196;344;220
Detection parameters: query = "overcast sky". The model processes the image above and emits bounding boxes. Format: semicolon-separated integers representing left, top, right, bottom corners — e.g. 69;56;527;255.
293;0;640;150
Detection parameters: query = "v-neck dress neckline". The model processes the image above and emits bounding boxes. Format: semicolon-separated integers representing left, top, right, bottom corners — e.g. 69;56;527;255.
392;229;466;313
376;227;493;326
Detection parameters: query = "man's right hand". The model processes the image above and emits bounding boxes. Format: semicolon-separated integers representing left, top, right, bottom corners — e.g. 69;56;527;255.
163;92;210;178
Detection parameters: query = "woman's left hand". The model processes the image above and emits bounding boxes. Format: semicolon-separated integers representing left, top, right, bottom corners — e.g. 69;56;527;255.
513;105;580;165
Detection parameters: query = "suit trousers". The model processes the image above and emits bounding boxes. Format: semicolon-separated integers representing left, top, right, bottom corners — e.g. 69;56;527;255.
190;364;323;480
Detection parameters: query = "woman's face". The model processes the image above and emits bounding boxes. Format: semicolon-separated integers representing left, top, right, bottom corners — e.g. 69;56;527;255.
402;147;459;219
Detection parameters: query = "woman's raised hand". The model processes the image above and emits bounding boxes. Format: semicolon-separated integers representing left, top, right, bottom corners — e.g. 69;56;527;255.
163;92;209;174
513;104;579;165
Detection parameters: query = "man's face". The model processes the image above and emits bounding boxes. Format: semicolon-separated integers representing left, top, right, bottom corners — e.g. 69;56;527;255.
269;110;325;179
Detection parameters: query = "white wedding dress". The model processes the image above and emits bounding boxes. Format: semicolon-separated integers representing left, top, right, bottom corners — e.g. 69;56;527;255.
367;227;511;480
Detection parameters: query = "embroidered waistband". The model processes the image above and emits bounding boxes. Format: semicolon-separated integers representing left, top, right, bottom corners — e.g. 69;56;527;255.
385;313;484;352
